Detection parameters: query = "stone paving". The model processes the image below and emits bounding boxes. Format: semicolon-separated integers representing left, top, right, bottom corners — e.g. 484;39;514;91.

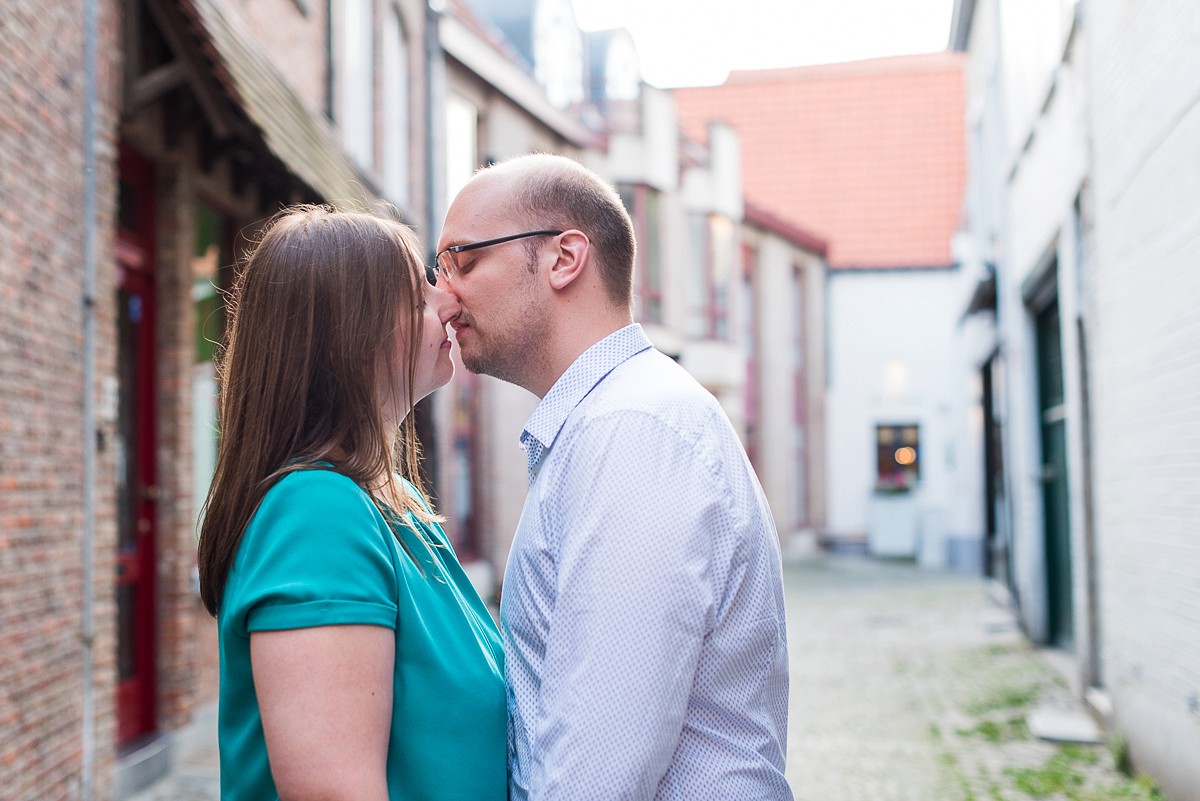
784;555;1156;801
130;554;1157;801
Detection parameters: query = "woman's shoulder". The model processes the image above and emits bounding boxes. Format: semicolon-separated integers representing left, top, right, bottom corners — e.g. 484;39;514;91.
255;466;378;523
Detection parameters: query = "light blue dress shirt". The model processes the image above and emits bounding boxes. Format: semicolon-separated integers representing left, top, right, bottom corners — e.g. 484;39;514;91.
502;324;793;801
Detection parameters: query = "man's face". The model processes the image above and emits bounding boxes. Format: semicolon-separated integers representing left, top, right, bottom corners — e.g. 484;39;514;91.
437;179;551;388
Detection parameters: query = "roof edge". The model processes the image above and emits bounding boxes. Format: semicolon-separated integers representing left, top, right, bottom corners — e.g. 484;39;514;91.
743;202;828;256
720;51;964;85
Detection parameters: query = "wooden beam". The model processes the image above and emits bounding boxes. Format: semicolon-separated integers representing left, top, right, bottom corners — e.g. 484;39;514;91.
127;61;187;113
139;0;235;138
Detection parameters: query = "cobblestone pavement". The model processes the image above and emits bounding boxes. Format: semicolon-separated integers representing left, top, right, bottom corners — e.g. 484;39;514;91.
131;555;1156;801
784;555;1156;801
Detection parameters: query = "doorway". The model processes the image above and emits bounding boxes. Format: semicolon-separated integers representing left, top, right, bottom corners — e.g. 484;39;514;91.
115;145;158;745
1035;298;1074;649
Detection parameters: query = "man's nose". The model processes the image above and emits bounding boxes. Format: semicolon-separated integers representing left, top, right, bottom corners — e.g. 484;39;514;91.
431;285;461;323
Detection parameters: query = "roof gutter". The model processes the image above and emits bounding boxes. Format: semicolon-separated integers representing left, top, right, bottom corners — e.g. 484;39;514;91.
439;14;602;150
949;0;978;51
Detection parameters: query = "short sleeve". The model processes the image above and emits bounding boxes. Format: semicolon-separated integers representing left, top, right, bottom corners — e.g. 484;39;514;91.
223;469;400;637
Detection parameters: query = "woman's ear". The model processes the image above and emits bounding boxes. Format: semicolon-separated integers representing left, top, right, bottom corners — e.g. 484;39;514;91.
547;230;590;291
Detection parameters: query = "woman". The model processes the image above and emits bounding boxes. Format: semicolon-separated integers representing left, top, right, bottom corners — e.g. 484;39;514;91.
197;206;505;801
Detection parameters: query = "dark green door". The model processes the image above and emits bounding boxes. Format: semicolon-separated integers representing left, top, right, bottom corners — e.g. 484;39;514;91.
1036;300;1074;648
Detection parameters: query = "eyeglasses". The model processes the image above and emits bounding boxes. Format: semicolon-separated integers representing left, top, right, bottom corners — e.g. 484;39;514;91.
428;229;563;285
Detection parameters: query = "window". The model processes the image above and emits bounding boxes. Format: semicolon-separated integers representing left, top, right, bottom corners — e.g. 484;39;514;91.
445;94;478;205
876;424;920;492
332;0;374;169
532;0;583;109
741;244;758;464
707;214;734;339
683;212;734;339
684;214;708;338
792;263;806;424
792;263;809;523
192;201;232;525
381;6;409;205
618;183;663;324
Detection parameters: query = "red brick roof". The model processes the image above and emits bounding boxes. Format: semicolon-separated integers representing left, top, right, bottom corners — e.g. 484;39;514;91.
743;201;828;256
675;53;966;269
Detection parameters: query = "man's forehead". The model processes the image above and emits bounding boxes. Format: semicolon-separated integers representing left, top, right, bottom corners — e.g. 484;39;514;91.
440;176;518;243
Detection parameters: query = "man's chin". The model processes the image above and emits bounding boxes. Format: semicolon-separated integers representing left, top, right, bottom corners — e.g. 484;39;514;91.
459;350;490;377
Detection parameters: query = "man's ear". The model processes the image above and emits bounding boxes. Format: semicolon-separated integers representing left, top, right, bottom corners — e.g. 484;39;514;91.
547;230;590;291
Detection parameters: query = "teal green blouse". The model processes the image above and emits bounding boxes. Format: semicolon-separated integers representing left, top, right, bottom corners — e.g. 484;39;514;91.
217;468;506;801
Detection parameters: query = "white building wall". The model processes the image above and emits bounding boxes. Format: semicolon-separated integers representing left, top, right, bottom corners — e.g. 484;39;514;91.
744;231;827;547
826;268;984;567
801;252;828;535
1087;1;1200;796
753;235;800;538
600;85;679;193
957;0;1101;657
995;39;1091;647
438;63;585;594
678;122;747;436
439;56;761;591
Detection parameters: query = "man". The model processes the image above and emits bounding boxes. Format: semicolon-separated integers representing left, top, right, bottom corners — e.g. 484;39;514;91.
435;153;792;800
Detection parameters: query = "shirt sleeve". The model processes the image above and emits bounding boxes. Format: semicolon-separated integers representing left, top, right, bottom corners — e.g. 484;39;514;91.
530;412;720;801
224;470;400;636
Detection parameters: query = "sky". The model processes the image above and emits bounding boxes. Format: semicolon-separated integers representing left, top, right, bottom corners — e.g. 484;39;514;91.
570;0;956;88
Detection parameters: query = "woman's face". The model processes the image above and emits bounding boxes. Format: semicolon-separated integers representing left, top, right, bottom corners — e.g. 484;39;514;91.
402;276;461;406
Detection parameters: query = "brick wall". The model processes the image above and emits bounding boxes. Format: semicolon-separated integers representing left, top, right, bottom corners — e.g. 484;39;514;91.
239;0;331;116
0;0;122;798
1088;1;1200;797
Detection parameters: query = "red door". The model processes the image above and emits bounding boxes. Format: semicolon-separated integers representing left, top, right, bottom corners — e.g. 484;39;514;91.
115;146;158;745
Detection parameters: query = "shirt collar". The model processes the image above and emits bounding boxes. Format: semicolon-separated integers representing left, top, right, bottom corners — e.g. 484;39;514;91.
520;324;652;459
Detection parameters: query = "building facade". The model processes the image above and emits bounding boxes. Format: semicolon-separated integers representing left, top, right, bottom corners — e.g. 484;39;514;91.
675;54;983;570
431;0;826;592
2;0;822;798
740;204;828;549
3;0;424;797
951;0;1200;796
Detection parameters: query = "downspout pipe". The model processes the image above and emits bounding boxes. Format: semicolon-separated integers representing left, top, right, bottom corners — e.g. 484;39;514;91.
425;0;446;259
80;0;99;794
422;0;446;488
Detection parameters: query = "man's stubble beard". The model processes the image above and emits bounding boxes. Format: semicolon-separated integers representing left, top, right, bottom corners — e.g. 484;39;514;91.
460;284;551;390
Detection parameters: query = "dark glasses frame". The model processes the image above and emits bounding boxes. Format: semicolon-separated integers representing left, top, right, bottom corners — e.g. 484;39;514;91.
427;229;564;285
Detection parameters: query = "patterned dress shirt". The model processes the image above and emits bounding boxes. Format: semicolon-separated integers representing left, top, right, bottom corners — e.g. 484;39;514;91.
502;324;793;801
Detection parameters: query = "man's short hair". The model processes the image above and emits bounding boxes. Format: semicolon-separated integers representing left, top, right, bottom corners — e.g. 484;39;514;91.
492;154;636;308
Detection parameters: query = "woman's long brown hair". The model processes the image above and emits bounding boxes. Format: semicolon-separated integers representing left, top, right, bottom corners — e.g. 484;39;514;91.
197;206;437;616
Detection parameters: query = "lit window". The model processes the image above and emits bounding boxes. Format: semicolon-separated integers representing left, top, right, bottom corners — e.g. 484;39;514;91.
444;95;478;203
333;0;374;168
876;424;920;492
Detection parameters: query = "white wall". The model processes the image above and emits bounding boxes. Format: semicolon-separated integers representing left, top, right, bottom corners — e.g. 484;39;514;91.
996;38;1090;647
1087;1;1200;796
959;0;1200;793
957;0;1096;648
745;231;827;544
825;268;984;565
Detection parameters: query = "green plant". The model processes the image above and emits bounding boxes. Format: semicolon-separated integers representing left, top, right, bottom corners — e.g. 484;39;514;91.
967;684;1039;715
957;715;1028;743
1068;775;1165;801
1108;733;1134;777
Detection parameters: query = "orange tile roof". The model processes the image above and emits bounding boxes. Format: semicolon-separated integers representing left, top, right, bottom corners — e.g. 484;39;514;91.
675;53;966;269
